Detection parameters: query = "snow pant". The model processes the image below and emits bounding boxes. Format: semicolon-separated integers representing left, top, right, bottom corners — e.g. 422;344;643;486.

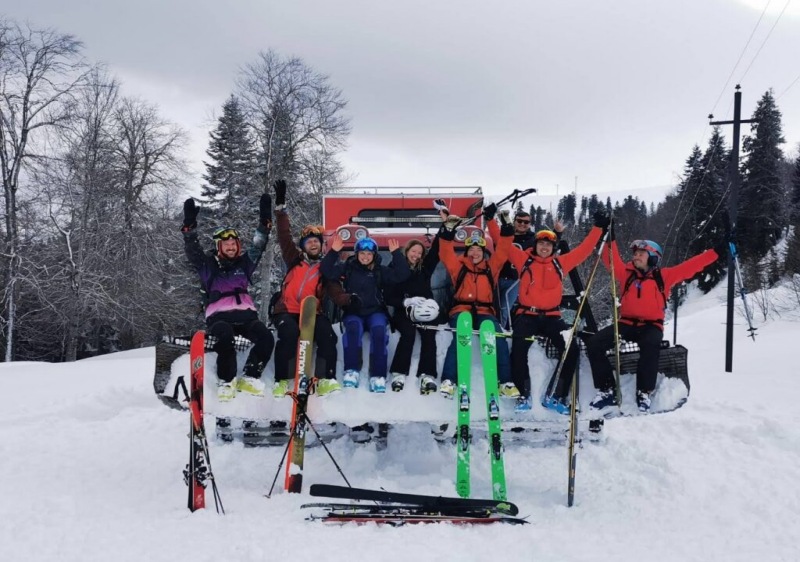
510;313;578;400
441;313;511;384
342;312;389;379
585;322;663;393
207;309;275;383
389;309;438;378
498;277;519;331
273;312;338;382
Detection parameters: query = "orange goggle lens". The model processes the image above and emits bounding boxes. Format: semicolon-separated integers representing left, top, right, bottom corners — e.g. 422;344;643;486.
535;230;557;242
301;225;324;237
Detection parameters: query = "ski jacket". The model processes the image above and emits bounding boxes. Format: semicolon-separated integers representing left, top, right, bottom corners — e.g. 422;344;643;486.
499;229;536;281
183;225;269;320
604;241;719;329
439;220;512;317
385;236;441;307
509;226;603;316
320;249;411;317
272;209;336;315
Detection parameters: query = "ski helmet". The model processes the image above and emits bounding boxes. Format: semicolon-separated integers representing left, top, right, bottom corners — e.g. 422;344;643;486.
534;229;558;244
354;237;378;253
630;239;662;268
299;224;324;251
409;298;440;323
213;226;241;257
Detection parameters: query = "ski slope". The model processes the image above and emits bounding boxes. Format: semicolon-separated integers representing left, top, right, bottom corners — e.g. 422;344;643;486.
1;283;798;562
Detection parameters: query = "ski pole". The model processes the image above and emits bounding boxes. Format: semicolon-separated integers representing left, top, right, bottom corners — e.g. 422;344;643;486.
457;188;537;227
606;219;623;405
729;241;757;341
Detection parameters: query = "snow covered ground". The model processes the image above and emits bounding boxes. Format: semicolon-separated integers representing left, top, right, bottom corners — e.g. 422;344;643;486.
1;283;798;562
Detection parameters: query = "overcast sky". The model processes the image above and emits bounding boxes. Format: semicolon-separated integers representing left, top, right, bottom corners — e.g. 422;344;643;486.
2;0;799;206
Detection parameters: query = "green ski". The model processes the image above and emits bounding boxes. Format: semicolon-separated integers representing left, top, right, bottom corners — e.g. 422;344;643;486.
479;319;507;501
455;311;473;498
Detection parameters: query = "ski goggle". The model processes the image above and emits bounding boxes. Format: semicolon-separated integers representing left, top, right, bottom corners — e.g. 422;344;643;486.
213;227;239;241
535;230;557;242
630;239;662;256
301;225;324;237
464;233;487;248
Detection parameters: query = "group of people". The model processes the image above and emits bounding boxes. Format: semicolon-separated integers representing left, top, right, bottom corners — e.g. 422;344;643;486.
180;180;722;414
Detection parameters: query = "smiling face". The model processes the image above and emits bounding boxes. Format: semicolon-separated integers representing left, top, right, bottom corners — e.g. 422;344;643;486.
535;239;555;258
303;236;322;258
514;215;531;235
406;242;424;266
219;238;239;259
466;245;484;264
357;250;375;266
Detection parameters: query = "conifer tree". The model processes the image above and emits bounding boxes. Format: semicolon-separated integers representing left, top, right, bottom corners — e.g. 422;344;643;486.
738;89;786;259
201;95;258;229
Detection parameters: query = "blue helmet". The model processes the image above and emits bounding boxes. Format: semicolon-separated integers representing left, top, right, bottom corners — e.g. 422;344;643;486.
354;237;378;253
630;239;662;267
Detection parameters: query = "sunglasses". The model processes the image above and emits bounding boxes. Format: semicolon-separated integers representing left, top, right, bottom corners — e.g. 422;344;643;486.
213;228;239;241
515;218;531;225
535;230;557;242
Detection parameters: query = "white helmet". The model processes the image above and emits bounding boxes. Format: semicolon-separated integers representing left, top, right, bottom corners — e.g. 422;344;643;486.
409;298;440;323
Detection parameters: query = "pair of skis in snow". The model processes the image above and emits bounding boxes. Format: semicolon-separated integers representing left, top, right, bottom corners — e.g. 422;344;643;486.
455;311;507;502
303;484;527;525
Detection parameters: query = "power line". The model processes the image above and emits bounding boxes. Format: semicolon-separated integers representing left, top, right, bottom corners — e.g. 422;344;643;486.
737;0;792;83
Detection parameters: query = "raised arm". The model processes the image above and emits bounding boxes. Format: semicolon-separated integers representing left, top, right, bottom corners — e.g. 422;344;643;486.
181;198;205;270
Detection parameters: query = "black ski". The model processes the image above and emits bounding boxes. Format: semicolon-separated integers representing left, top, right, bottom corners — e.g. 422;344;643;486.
309;484;519;516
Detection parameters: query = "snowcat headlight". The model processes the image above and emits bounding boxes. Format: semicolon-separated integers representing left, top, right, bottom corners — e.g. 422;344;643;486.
355;228;368;240
455;228;468;242
338;229;352;241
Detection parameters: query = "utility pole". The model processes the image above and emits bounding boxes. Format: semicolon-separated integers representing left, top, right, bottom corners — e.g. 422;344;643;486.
709;85;756;372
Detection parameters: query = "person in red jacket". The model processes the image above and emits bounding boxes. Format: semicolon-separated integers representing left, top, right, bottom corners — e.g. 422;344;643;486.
438;208;517;399
271;180;342;398
508;212;608;414
587;235;722;412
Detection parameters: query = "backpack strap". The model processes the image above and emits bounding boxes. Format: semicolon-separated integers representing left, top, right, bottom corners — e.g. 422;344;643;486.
622;267;667;308
453;263;498;315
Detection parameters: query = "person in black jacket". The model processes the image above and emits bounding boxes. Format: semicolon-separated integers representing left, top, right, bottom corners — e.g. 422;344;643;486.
181;195;275;401
320;235;411;393
385;232;443;394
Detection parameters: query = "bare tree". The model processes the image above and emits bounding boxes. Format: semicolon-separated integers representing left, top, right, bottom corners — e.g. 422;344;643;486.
235;50;351;317
0;20;87;360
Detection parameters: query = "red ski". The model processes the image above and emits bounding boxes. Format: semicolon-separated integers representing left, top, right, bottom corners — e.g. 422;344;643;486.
185;330;224;513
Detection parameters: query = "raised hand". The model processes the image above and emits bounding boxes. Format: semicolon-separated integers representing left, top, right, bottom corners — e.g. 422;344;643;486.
183;198;199;230
388;238;400;252
274;179;287;208
260;193;272;227
331;232;345;252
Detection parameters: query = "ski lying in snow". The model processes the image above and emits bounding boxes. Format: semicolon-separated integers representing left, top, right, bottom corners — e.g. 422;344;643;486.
284;295;318;493
309;483;519;516
302;503;528;525
455;311;472;498
479;319;507;501
183;331;223;513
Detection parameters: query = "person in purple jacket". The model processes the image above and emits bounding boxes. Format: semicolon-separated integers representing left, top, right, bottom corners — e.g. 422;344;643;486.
181;195;275;401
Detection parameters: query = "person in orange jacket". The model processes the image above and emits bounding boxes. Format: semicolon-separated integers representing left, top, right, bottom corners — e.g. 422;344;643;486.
438;207;517;400
270;179;343;399
508;211;608;414
587;234;724;413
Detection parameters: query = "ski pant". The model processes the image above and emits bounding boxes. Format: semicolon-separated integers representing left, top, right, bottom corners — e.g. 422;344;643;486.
389;309;438;378
207;309;275;383
441;313;511;384
498;277;519;331
273;312;338;382
342;312;389;379
585;322;663;393
510;313;578;400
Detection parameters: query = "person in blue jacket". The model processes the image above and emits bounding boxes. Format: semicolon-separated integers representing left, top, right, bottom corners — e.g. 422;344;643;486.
181;196;275;401
321;234;411;393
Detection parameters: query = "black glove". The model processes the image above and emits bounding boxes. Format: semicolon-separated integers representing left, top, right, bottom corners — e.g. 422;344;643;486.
482;203;497;221
593;211;610;230
713;240;729;258
259;193;272;226
433;198;450;215
500;221;514;237
182;198;198;231
274;179;287;208
438;224;456;241
498;209;512;227
348;293;362;311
